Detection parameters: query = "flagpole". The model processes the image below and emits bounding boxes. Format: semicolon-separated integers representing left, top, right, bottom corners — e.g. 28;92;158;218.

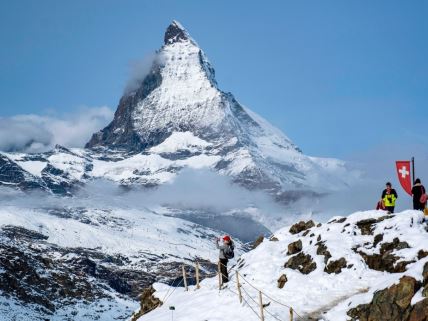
412;157;415;186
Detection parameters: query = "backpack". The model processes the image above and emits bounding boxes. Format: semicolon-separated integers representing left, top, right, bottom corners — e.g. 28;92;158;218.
420;186;427;204
224;241;235;259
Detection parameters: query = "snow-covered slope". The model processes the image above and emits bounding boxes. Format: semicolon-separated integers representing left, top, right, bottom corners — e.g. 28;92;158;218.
141;210;428;321
0;191;245;320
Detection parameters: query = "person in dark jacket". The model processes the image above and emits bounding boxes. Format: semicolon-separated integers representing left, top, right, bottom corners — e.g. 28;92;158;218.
216;235;232;284
381;182;398;213
412;178;426;211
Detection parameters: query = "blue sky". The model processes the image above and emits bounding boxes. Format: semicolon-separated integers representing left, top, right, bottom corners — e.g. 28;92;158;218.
0;0;427;158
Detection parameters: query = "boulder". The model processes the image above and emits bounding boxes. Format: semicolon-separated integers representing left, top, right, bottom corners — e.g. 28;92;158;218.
356;216;390;235
418;250;428;260
130;286;162;321
287;240;302;255
423;262;428;286
253;235;264;249
285;253;317;274
409;298;428;321
289;220;315;235
347;276;419;321
357;238;413;273
316;242;332;264
277;274;287;289
324;257;347;274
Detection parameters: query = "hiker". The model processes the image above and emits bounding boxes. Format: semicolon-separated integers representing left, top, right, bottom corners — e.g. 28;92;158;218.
380;182;398;213
411;178;426;211
215;235;234;285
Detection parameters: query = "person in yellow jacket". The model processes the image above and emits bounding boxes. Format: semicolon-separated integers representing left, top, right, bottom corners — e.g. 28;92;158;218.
381;182;398;213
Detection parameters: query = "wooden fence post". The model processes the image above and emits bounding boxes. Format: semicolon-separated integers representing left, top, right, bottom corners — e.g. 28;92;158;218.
218;261;222;289
195;262;200;289
259;291;265;321
289;307;293;321
182;265;188;291
236;271;242;303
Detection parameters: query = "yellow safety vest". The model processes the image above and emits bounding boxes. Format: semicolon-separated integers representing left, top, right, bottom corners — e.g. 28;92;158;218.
383;193;397;207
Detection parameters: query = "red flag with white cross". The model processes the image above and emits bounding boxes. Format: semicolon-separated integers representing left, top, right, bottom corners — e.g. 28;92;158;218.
396;161;412;196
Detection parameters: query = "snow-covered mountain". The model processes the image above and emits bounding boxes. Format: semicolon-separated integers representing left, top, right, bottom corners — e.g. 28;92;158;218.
0;21;357;204
138;210;428;321
0;191;246;320
0;21;366;321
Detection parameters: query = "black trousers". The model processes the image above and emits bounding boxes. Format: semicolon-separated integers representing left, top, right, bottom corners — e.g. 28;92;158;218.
219;258;228;283
414;202;425;211
385;206;395;213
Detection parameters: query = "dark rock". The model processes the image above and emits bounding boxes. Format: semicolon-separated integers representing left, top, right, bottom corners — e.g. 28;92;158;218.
164;21;190;45
316;242;332;264
374;234;384;247
409;298;428;321
324;257;347;274
253;235;264;249
269;236;279;242
285;253;317;274
419;250;428;260
287;240;302;255
356;216;391;235
0;154;46;191
130;286;162;321
277;274;287;289
423;262;428;286
302;230;310;236
357;238;413;273
422;286;428;298
347;276;419;321
289;220;315;235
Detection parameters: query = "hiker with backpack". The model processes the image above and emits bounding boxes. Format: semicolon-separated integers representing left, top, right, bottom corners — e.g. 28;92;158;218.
412;178;427;211
380;182;398;213
215;235;234;285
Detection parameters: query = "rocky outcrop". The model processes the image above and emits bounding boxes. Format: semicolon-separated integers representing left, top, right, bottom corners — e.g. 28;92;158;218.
356;216;391;235
316;241;332;264
347;276;419;321
285;253;317;274
130;286;162;321
324;257;347;274
253;235;264;249
277;274;288;289
289;220;315;235
287;239;302;255
409;298;428;321
357;237;413;273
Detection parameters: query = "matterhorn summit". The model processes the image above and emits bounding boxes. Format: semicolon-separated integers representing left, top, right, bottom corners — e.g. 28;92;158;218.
84;20;352;200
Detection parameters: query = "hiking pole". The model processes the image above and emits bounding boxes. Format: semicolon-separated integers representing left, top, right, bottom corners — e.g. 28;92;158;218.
412;157;415;185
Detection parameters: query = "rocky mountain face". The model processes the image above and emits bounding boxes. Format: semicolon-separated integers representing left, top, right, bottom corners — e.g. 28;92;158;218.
0;202;233;320
0;21;355;203
140;210;428;321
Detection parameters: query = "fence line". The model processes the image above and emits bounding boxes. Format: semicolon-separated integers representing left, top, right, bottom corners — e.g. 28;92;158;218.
153;260;304;321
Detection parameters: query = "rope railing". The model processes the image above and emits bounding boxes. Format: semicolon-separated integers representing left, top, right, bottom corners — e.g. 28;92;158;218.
151;260;305;321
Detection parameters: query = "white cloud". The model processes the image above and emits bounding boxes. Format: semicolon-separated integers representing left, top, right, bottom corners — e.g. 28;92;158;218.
0;106;114;152
124;52;158;94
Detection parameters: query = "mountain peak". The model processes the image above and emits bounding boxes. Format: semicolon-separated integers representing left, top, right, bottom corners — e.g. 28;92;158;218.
164;20;191;45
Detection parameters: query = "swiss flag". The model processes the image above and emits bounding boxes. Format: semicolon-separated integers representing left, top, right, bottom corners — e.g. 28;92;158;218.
396;161;412;196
